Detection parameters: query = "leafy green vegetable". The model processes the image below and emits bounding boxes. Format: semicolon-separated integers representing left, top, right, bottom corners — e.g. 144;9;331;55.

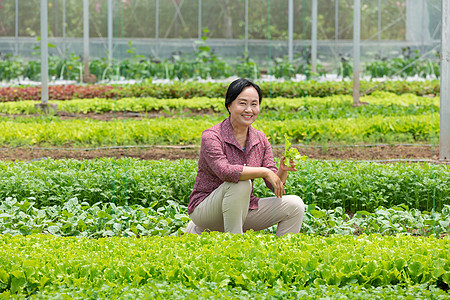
6;281;449;299
0;158;449;212
0;113;438;147
1;196;448;238
0;80;440;102
0;233;449;297
0;197;189;238
283;134;307;168
0;92;439;116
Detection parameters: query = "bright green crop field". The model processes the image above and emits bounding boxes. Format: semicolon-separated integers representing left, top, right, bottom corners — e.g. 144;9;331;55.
1;233;449;299
0;158;449;298
0;88;448;299
0;92;440;147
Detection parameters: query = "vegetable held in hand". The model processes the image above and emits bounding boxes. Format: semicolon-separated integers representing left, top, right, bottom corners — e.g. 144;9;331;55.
283;134;307;168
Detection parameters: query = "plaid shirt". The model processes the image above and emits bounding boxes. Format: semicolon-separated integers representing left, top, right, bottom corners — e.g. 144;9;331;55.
188;117;278;214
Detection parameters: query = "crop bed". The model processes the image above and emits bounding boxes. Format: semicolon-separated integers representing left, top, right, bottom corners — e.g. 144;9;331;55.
1;158;449;211
0;80;440;101
1;81;449;299
1;233;449;299
0;92;440;148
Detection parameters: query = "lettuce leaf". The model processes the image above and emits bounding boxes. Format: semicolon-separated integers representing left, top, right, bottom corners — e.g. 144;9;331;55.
283;134;307;168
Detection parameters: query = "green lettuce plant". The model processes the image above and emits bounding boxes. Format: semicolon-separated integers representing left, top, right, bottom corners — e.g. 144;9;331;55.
283;134;307;168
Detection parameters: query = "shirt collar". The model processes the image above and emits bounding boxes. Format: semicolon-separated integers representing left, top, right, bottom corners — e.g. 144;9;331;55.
221;117;260;151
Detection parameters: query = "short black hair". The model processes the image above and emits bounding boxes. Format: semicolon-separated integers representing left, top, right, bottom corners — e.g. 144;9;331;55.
225;78;262;113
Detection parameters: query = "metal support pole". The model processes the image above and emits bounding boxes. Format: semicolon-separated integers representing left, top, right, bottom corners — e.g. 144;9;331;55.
120;0;123;38
108;0;113;63
335;0;339;64
268;0;271;78
40;0;50;108
83;0;89;79
302;0;305;40
335;0;338;42
421;0;425;53
353;0;361;104
311;0;317;73
155;0;159;39
55;0;58;36
440;0;450;160
245;0;248;56
288;0;294;61
198;0;202;39
378;0;381;47
15;0;19;56
174;1;178;37
62;0;66;55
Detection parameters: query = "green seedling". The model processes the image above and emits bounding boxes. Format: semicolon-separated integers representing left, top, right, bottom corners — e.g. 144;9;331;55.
283;134;307;168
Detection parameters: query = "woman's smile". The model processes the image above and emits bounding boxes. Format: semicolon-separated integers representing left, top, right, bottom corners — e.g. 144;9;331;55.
228;86;260;130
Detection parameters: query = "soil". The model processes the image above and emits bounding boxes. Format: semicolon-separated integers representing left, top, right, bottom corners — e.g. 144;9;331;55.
0;144;442;163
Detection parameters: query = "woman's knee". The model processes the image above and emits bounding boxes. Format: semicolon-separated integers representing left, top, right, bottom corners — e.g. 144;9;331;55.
225;180;252;195
283;195;305;216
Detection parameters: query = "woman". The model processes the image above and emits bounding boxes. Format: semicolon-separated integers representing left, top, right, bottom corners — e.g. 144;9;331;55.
185;78;305;237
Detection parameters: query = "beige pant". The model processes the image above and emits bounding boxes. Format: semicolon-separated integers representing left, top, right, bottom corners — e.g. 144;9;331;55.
185;180;305;237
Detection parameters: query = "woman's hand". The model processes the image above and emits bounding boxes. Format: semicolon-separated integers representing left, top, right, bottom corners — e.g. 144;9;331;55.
275;157;297;189
279;156;297;172
264;169;285;198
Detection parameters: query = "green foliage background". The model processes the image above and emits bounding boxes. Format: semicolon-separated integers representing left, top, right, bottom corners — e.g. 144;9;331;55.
0;0;409;40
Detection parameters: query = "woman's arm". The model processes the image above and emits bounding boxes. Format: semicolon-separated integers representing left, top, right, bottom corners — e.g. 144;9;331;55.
241;158;296;198
239;166;270;181
239;166;285;198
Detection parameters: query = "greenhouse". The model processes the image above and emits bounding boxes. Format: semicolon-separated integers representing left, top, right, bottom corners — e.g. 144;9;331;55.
0;0;444;62
0;0;449;299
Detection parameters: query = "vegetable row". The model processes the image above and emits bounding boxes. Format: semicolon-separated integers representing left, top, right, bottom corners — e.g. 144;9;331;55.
0;50;440;82
0;233;449;297
0;80;440;102
0;158;448;212
0;114;439;147
4;282;449;300
1;197;449;238
0;92;439;119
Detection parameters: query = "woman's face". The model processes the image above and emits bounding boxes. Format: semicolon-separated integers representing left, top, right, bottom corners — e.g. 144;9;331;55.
228;86;260;128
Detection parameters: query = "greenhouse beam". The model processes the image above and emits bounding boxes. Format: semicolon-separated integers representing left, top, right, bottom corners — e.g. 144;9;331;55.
245;0;248;55
378;0;381;53
83;0;89;78
108;0;113;63
198;0;202;39
288;0;293;61
353;0;361;105
155;0;159;40
311;0;317;73
440;0;450;160
335;0;338;42
37;0;56;113
15;0;18;56
40;0;48;105
62;0;66;55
